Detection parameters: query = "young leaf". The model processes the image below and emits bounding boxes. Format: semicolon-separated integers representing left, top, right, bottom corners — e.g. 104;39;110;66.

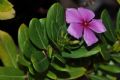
0;67;25;80
101;9;116;42
29;18;48;49
0;30;18;68
31;51;49;73
62;46;100;58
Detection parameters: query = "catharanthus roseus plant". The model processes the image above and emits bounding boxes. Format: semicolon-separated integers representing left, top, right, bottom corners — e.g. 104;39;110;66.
0;2;120;80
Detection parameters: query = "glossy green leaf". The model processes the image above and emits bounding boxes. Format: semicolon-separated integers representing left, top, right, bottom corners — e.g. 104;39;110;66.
0;0;15;20
101;9;116;42
51;63;86;79
29;18;48;49
0;67;24;80
99;64;120;73
31;51;49;73
62;46;100;58
116;9;120;34
0;30;18;68
46;3;65;41
18;24;37;58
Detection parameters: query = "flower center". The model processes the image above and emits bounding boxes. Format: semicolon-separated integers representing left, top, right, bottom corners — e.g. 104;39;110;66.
82;21;89;27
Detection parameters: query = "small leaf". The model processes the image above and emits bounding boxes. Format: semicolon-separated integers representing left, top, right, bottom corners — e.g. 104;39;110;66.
18;24;37;58
99;64;120;73
0;67;24;80
47;71;57;80
101;9;116;42
31;51;49;73
62;46;100;58
29;18;48;49
47;45;53;58
0;30;18;68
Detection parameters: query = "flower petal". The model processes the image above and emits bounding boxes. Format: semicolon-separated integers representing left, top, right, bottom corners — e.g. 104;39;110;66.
66;8;81;23
78;8;95;21
67;23;83;39
83;28;98;46
89;19;106;33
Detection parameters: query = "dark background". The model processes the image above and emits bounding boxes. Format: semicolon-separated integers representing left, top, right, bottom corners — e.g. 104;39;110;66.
0;0;119;45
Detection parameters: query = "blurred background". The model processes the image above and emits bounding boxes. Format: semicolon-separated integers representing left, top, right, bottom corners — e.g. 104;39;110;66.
0;0;119;45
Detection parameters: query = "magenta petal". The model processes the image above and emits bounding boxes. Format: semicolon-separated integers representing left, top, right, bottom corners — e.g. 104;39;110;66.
83;28;98;46
66;8;81;23
89;19;106;33
78;8;95;21
67;23;83;39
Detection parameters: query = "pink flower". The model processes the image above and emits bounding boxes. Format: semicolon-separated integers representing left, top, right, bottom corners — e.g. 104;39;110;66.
66;8;106;46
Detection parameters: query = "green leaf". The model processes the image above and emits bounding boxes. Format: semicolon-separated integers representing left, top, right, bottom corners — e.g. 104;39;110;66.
31;51;49;73
0;30;18;68
54;53;66;64
0;0;13;11
62;46;100;58
117;0;120;5
67;66;86;79
89;75;109;80
116;9;120;35
111;53;120;63
101;9;116;42
46;3;65;41
99;64;120;73
0;0;15;20
51;63;86;79
29;18;48;49
47;71;57;80
18;24;37;58
17;54;31;67
100;44;110;60
113;41;120;52
0;67;24;80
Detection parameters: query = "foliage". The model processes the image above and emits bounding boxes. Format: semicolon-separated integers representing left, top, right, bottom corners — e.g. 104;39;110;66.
0;2;120;80
0;0;15;20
